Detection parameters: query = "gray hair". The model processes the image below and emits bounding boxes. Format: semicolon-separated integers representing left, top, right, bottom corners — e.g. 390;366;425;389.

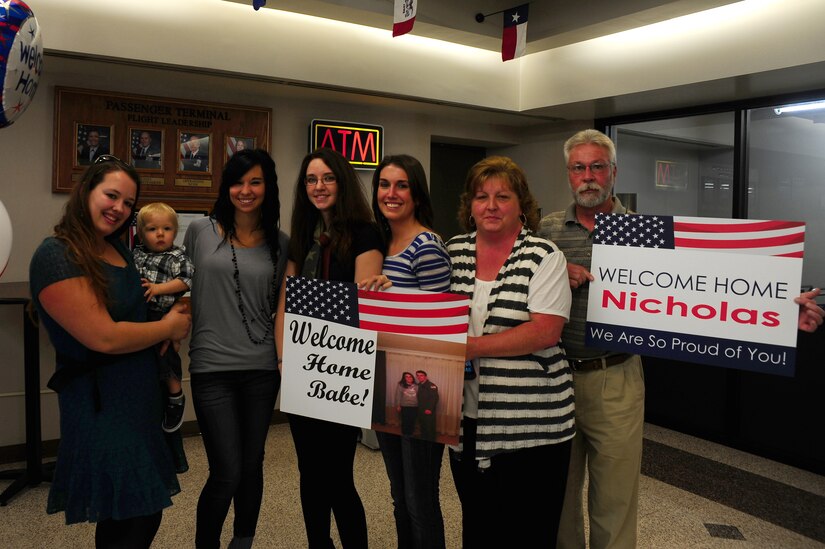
563;129;616;165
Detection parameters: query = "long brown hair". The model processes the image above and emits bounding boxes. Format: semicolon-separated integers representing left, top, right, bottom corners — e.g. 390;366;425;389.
288;148;375;274
53;159;141;306
370;154;435;245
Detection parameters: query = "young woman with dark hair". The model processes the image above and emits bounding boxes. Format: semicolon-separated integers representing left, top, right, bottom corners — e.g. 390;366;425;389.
361;154;451;549
184;148;289;549
29;156;191;548
277;147;383;548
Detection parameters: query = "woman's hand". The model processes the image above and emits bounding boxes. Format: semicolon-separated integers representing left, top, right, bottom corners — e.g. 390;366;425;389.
358;274;392;291
467;313;565;360
163;302;192;342
158;339;181;356
795;288;823;333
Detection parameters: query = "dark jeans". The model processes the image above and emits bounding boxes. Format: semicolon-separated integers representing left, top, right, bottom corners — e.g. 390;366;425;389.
449;418;571;549
95;511;162;548
377;431;445;549
147;309;182;381
191;369;280;549
287;413;368;549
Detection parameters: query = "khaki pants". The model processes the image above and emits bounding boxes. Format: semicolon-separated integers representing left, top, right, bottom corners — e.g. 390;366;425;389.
557;355;645;549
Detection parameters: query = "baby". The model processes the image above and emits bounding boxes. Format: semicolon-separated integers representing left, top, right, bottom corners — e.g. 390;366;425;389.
133;202;195;433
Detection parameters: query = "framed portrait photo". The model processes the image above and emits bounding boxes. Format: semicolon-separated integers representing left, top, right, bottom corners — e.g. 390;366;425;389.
226;135;256;160
129;128;164;171
178;131;211;174
75;123;113;167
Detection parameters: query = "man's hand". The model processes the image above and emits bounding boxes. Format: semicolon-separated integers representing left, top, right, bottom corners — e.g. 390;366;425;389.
795;288;824;333
567;262;594;289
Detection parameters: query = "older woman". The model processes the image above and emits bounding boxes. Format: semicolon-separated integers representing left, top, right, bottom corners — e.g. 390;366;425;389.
447;156;574;548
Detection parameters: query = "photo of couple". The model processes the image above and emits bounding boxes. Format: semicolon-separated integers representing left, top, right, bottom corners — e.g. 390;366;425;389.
369;336;464;446
392;370;439;441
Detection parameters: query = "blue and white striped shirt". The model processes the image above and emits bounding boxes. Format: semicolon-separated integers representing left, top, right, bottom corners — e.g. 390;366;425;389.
383;231;451;292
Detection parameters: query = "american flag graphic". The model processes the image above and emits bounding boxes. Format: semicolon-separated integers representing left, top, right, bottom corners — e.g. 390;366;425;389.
285;276;470;343
593;214;805;258
226;137;254;159
126;214;139;251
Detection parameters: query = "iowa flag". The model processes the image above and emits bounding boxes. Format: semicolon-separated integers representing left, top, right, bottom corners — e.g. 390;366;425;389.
393;0;417;37
502;4;529;61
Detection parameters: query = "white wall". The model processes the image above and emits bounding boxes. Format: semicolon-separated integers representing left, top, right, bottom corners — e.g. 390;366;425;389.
34;0;519;111
32;0;825;117
520;0;825;111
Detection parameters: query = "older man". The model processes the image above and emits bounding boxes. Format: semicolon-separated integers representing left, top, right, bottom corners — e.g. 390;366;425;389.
539;129;644;549
540;130;825;549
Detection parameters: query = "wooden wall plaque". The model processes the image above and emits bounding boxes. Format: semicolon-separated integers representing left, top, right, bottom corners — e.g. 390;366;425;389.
53;87;272;211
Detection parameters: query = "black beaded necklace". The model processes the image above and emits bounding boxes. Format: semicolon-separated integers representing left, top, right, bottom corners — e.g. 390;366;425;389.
229;232;277;345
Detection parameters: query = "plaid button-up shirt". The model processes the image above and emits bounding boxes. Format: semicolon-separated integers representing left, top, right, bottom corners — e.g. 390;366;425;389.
133;244;194;312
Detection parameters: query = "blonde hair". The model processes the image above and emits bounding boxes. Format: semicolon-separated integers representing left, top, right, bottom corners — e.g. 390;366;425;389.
137;202;178;234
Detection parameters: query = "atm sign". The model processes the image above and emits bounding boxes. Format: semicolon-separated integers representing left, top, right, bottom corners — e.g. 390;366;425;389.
310;119;383;169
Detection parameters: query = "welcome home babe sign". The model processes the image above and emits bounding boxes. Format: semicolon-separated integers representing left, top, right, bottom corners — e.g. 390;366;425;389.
586;214;805;376
281;276;469;428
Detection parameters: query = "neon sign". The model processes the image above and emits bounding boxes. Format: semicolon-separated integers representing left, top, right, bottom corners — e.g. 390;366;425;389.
310;119;383;169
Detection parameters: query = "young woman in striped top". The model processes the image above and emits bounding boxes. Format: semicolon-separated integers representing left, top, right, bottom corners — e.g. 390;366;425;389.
361;154;451;549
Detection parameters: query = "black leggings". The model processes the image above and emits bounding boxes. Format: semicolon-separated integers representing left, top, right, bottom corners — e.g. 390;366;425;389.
95;512;162;549
191;370;281;549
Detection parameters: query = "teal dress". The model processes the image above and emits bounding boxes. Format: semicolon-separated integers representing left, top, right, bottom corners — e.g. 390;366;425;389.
29;237;180;524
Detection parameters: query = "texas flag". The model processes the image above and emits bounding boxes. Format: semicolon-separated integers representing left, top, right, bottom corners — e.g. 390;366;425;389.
393;0;417;37
502;4;529;61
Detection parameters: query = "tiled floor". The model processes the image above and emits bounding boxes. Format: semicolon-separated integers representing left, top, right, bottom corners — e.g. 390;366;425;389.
639;424;825;548
1;422;823;548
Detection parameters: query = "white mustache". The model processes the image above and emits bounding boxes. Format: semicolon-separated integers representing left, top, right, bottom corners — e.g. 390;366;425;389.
577;183;602;193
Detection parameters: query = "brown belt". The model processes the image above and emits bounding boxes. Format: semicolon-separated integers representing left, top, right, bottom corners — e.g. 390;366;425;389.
568;353;633;372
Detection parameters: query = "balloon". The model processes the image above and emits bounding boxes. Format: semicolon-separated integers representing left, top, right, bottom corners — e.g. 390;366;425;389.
0;0;42;129
0;200;11;278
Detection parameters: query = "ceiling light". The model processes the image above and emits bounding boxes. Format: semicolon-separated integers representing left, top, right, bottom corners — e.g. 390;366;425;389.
773;100;825;115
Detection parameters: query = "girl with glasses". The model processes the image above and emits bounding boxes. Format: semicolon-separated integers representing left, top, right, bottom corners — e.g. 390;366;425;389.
276;147;383;548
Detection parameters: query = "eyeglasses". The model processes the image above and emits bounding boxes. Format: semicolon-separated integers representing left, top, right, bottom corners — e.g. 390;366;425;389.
305;174;337;186
567;162;612;175
94;154;125;165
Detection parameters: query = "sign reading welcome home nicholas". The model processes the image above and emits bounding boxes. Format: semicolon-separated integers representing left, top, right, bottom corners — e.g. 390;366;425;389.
586;214;805;376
